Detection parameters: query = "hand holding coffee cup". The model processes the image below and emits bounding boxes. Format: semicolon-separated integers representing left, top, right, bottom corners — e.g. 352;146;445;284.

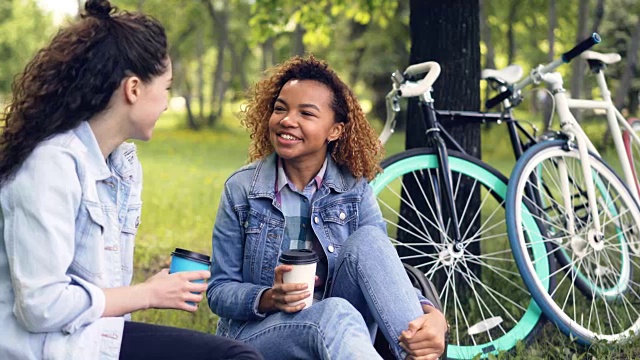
278;249;319;310
168;248;212;306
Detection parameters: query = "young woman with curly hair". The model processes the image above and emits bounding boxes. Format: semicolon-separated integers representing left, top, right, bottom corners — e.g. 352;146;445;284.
0;1;262;359
207;56;447;359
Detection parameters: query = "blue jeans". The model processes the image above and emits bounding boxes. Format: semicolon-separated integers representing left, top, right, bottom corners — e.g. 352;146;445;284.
235;226;424;360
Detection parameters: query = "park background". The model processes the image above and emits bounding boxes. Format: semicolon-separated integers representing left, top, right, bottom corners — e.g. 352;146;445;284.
2;0;640;358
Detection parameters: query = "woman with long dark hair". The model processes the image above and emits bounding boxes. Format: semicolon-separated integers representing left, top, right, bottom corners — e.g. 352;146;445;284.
0;1;261;359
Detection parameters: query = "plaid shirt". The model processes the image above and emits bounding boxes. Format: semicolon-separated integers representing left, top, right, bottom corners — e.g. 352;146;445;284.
275;156;328;300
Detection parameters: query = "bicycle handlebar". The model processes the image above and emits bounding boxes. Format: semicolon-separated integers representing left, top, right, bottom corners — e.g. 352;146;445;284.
397;62;441;97
379;61;442;144
561;33;601;63
485;33;601;110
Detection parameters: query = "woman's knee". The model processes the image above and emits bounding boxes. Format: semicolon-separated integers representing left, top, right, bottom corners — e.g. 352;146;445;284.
313;298;368;332
344;225;393;255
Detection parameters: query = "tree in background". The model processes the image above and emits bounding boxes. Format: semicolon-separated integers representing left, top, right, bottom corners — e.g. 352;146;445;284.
3;1;639;129
396;0;481;292
0;0;52;100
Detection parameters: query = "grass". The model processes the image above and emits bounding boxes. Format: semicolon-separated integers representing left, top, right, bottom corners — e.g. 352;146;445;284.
131;110;640;357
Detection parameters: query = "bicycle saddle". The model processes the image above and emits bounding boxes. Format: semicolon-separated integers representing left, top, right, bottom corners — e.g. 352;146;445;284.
481;64;523;85
581;50;621;64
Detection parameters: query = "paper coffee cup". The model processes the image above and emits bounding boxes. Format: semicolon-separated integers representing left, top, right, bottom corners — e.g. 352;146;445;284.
169;248;211;305
279;249;319;309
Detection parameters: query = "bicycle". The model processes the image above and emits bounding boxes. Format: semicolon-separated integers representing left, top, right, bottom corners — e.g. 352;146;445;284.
370;61;552;358
493;34;640;345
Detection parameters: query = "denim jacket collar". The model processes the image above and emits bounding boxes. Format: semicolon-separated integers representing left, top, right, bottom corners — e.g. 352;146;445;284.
249;153;352;199
73;121;137;182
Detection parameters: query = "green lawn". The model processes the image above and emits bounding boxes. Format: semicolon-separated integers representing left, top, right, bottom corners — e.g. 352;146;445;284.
130;112;640;358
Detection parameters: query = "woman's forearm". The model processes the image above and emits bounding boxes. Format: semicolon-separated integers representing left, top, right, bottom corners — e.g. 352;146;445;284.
102;283;151;317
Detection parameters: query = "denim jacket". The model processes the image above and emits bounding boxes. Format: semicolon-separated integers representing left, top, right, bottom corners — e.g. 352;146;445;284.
0;121;142;359
207;153;388;338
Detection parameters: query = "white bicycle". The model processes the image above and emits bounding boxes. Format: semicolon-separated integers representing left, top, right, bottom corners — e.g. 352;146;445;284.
492;33;640;345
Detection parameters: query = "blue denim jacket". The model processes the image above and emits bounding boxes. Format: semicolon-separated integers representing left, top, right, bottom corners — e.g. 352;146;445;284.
207;153;388;338
0;122;142;359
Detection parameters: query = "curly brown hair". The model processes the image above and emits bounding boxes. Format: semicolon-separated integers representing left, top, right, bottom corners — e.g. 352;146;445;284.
0;0;167;184
240;55;383;181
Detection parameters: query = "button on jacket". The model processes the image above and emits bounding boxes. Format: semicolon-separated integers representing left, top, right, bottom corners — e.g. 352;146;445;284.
207;153;388;339
0;121;142;359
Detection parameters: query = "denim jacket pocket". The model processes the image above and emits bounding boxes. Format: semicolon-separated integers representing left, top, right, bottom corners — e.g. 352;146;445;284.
320;201;357;225
72;202;105;278
319;200;358;246
120;203;141;273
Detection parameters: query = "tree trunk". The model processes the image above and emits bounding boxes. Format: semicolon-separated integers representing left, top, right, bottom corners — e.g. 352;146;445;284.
292;24;306;56
261;37;276;71
591;0;605;34
406;0;481;293
204;0;229;127
570;0;589;121
543;0;557;130
238;44;250;92
507;0;518;65
614;19;640;111
479;0;495;103
196;26;205;120
178;62;199;131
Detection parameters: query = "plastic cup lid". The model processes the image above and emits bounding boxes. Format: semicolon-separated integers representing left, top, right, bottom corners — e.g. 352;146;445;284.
171;248;211;265
279;249;319;265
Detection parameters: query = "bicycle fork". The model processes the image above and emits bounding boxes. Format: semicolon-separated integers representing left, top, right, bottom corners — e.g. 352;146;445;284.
546;73;603;239
419;102;464;250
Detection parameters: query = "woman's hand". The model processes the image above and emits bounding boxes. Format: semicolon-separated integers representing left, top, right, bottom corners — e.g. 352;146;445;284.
258;264;310;314
143;268;210;312
399;305;448;360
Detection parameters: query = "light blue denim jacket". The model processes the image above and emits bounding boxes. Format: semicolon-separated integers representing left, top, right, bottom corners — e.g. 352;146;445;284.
208;153;392;338
0;122;142;360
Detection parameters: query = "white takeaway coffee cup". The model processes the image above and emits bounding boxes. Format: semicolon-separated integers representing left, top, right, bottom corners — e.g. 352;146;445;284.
279;249;319;309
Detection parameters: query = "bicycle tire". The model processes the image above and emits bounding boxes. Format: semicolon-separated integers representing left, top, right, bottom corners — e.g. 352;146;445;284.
370;148;550;359
506;140;640;344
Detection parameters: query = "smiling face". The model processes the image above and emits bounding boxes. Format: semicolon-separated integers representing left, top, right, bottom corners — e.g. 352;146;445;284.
128;59;173;141
269;79;344;169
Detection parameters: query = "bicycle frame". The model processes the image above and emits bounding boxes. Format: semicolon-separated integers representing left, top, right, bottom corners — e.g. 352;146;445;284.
565;67;640;201
381;72;537;250
543;71;604;235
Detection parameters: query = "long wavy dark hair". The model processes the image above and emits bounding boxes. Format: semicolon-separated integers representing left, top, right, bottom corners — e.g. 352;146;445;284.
0;0;168;184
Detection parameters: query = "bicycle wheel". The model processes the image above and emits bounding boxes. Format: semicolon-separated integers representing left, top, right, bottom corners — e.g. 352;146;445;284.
534;155;632;299
370;148;551;359
506;140;640;344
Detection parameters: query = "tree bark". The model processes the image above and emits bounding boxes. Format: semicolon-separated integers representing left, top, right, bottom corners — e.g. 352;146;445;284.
204;0;229;127
175;61;199;131
196;26;205;120
406;0;481;292
507;0;518;65
543;0;557;130
479;0;495;103
614;18;640;111
292;24;306;56
261;38;275;71
591;0;605;34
